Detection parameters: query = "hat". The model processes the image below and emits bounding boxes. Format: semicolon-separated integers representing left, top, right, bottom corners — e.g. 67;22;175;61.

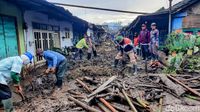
151;23;157;26
24;52;33;62
115;36;123;42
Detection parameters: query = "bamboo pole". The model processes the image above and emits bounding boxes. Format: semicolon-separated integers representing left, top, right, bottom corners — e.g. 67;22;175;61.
99;98;118;112
158;97;163;112
97;102;112;112
122;89;138;112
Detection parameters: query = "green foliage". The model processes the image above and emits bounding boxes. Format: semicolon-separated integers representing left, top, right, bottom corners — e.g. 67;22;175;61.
164;33;200;73
166;33;197;53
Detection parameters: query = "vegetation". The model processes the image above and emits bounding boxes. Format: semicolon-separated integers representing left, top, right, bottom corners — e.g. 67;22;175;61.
164;33;200;73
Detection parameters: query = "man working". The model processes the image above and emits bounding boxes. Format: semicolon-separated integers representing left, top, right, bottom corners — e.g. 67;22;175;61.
76;34;97;60
114;36;137;75
0;52;33;112
36;49;67;91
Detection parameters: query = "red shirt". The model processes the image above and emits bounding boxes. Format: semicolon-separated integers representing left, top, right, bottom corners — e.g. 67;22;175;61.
134;37;139;47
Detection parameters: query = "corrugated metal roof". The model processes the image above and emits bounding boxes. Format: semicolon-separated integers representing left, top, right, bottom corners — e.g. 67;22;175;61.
125;0;200;32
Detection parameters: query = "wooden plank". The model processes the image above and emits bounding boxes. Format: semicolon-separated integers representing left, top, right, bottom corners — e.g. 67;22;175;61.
149;74;185;96
167;75;200;97
88;76;117;97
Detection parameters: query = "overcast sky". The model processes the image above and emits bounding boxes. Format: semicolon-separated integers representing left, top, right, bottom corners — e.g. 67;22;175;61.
47;0;183;25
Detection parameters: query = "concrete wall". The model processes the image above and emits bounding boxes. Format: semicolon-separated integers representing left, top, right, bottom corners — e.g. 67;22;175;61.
24;11;73;55
0;0;25;55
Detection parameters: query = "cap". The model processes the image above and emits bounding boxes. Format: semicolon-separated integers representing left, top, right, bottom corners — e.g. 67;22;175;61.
24;52;33;61
115;36;123;42
151;23;157;26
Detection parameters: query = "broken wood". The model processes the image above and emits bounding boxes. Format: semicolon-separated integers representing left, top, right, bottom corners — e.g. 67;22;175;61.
122;89;138;112
158;97;163;112
167;75;200;97
88;76;117;97
97;102;112;112
76;79;92;92
136;97;148;108
68;96;101;112
182;75;200;81
111;103;132;112
99;98;118;112
149;74;185;96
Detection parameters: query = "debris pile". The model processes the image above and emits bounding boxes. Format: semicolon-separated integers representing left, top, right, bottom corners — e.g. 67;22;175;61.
14;40;200;112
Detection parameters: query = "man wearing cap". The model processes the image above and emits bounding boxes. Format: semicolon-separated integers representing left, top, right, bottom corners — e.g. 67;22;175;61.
76;34;97;60
114;36;137;75
36;49;67;92
150;23;159;63
139;24;150;60
0;52;33;112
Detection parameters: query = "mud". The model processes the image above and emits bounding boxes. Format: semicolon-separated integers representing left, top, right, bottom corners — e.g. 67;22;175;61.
13;40;200;112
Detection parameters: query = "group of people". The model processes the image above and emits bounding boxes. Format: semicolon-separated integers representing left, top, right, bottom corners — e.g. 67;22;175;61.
113;22;159;74
0;24;159;111
0;49;68;111
0;34;98;111
135;23;159;62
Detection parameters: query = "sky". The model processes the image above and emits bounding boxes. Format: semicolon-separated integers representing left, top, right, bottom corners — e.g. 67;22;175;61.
47;0;183;25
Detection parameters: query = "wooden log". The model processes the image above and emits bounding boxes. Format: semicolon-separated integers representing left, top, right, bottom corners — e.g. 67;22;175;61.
149;74;185;96
99;98;118;112
88;76;117;97
122;89;138;112
76;79;92;93
167;75;200;97
68;96;101;112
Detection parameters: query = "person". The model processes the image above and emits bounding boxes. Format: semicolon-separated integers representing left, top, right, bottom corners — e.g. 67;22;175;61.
133;32;140;55
76;34;97;60
36;49;67;91
0;52;33;112
114;36;137;75
150;23;159;63
139;24;150;60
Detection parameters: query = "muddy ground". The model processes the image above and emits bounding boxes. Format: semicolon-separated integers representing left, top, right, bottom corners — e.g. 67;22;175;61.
12;40;200;112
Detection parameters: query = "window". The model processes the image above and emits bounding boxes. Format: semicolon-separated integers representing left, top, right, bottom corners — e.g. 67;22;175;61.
65;28;70;39
65;31;70;39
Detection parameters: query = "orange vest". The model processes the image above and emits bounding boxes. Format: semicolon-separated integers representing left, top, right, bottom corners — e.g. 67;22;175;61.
123;38;132;45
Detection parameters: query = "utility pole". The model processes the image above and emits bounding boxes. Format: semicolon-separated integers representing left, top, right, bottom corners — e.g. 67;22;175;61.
168;0;173;34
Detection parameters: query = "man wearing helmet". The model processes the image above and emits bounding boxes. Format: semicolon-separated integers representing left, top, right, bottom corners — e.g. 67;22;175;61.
114;36;137;75
0;52;33;112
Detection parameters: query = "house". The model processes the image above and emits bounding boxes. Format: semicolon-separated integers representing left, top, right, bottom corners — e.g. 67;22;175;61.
171;0;200;34
0;0;25;59
71;17;88;45
8;0;76;61
125;0;200;44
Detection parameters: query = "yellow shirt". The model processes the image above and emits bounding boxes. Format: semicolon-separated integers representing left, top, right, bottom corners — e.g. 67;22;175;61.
76;38;89;49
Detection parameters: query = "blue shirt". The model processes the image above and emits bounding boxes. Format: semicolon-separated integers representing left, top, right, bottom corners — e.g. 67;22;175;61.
43;50;66;68
0;56;23;85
